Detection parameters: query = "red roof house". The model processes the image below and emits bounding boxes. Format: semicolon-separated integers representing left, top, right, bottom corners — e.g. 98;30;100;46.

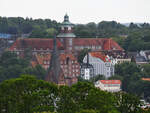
95;80;121;92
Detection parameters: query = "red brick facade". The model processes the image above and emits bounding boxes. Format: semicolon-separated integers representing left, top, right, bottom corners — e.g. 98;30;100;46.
9;15;124;85
32;54;80;77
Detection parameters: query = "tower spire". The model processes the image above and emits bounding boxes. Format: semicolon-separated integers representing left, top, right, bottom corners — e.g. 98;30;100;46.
64;13;69;22
45;35;65;85
53;35;57;51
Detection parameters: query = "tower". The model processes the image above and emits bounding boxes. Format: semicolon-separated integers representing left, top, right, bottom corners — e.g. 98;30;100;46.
45;36;65;85
57;14;76;53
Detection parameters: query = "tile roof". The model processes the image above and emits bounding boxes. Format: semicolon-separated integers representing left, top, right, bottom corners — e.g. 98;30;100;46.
74;38;103;46
9;38;64;50
100;80;121;84
36;54;51;65
142;78;150;81
31;53;78;67
9;38;123;52
59;53;77;61
103;38;122;50
74;38;123;51
89;51;110;62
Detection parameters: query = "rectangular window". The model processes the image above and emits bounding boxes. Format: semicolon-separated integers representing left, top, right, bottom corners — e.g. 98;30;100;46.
76;69;78;72
69;39;72;46
81;69;84;74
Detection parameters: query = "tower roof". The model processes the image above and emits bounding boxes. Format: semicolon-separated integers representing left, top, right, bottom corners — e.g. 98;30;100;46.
57;14;76;38
45;36;65;85
62;14;74;26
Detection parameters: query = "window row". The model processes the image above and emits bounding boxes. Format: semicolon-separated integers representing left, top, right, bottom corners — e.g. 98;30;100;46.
75;46;101;50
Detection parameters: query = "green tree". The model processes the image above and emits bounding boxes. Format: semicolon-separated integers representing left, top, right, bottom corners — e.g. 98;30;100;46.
46;28;58;38
0;75;58;113
115;92;142;113
77;48;90;64
76;109;99;113
90;74;106;83
23;64;46;80
0;51;29;82
71;82;119;113
115;62;140;76
57;85;78;113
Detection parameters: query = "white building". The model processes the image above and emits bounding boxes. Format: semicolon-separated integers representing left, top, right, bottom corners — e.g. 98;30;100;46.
83;52;114;78
80;63;94;80
95;80;121;92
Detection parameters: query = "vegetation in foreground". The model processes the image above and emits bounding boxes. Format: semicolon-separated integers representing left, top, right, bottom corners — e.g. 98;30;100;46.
0;75;148;113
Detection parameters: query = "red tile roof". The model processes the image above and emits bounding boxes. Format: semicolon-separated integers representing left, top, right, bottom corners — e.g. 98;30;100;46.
89;51;110;62
9;38;64;50
36;54;50;65
74;38;103;46
100;80;121;84
60;53;77;61
74;38;123;51
142;78;150;81
103;38;123;50
31;53;78;68
9;38;123;52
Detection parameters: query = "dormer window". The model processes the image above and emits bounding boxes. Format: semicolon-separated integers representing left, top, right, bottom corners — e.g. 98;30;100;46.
113;47;116;50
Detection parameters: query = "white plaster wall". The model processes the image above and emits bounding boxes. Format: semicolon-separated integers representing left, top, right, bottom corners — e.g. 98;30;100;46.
83;53;114;78
95;81;121;92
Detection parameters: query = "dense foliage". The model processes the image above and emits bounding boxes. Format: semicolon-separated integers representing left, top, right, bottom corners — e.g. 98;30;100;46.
77;48;91;64
109;62;150;102
0;51;46;82
0;17;60;38
0;75;145;113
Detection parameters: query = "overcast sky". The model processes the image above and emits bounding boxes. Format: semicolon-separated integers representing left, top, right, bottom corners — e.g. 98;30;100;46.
0;0;150;24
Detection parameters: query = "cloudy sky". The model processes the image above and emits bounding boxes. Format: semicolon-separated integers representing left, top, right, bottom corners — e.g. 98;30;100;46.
0;0;150;24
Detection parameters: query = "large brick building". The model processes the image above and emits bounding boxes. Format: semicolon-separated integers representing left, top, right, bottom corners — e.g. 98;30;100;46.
9;14;124;85
9;14;124;57
31;53;80;85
